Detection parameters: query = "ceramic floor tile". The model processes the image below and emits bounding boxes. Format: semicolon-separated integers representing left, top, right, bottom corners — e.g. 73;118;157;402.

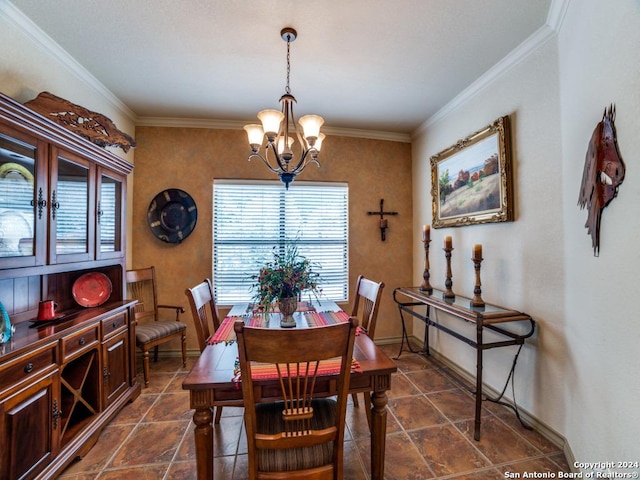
57;473;101;480
358;431;435;479
447;467;505;479
344;440;368;479
59;345;571;480
389;394;447;431
139;372;177;394
491;403;563;454
388;372;422;399
108;420;189;468
549;452;572;472
213;415;244;457
408;423;490;476
499;455;566;477
393;351;433;373
96;464;168;479
427;387;487;422
456;416;542;465
60;424;134;474
165;460;196;479
110;393;158;425
232;454;249;479
142;391;192;422
405;367;460;393
165;371;189;392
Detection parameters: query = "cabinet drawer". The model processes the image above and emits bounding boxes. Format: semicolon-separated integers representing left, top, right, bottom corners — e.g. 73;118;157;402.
60;324;99;363
0;343;57;394
102;312;127;340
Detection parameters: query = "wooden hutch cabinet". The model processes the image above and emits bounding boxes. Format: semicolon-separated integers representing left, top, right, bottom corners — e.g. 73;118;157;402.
0;92;140;480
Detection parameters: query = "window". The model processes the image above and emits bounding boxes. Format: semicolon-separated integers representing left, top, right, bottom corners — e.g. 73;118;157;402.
213;180;348;305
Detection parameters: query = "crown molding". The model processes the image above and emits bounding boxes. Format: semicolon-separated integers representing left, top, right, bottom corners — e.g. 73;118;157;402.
1;0;136;122
413;22;557;137
546;0;571;32
136;116;412;143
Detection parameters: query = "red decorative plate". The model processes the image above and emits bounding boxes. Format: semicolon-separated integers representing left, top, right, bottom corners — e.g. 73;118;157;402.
72;272;112;307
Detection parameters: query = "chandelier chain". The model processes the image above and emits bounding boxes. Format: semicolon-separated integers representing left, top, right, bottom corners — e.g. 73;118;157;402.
285;34;291;95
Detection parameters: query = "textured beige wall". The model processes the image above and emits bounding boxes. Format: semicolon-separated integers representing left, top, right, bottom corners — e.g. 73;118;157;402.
132;127;413;352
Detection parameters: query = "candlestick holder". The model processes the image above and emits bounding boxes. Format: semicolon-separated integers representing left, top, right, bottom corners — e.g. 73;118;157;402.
420;238;433;293
471;256;485;308
443;246;455;299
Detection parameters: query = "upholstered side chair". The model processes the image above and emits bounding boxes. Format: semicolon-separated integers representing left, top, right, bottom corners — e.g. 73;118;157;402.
126;266;187;387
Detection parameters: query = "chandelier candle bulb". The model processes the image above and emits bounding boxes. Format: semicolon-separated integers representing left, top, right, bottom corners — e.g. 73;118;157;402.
314;133;326;152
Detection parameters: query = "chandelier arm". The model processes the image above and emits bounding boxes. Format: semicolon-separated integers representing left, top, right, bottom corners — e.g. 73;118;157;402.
289;147;320;174
248;151;282;174
266;141;290;173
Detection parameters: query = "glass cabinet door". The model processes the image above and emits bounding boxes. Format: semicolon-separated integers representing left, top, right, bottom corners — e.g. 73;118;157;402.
0;128;46;268
97;168;125;259
49;148;95;264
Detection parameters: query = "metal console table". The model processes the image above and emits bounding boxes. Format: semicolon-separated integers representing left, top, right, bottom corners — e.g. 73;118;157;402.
393;286;535;441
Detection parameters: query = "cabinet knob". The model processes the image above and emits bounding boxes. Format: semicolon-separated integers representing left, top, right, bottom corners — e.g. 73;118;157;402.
79;337;86;346
24;363;33;374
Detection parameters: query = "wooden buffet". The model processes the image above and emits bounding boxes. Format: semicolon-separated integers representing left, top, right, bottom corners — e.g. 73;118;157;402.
393;286;535;441
0;92;139;479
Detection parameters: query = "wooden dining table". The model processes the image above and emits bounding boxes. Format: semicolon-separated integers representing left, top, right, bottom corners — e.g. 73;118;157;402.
182;300;398;480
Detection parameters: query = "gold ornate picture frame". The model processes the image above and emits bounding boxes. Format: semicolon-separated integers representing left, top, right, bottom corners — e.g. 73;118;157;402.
430;115;513;228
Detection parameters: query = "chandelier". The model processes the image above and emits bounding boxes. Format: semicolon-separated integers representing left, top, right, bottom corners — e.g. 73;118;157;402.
244;28;325;189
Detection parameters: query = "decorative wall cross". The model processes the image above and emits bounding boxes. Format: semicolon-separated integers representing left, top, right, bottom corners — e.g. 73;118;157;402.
367;198;398;241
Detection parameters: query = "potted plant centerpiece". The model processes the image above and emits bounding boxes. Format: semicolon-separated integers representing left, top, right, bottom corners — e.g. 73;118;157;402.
252;243;320;327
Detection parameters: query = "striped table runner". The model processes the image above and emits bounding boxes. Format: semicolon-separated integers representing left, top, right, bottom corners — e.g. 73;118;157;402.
233;357;363;382
209;310;354;345
304;310;351;327
208;314;268;345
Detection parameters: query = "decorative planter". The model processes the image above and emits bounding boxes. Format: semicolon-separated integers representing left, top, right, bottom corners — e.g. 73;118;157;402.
278;297;298;328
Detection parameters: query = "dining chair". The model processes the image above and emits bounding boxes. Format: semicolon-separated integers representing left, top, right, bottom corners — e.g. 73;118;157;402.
235;317;358;480
349;275;385;418
185;278;232;423
125;266;187;387
185;278;221;351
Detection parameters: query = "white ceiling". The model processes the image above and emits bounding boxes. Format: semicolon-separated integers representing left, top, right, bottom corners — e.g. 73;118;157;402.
9;0;553;136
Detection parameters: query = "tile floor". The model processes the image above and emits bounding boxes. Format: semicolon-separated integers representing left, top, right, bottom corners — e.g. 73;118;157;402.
58;343;570;479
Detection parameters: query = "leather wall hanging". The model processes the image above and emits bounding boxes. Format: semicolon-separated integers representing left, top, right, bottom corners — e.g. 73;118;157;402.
147;188;197;244
578;104;625;257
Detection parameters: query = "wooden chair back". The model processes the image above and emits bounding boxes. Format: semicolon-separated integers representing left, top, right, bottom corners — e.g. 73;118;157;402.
126;266;160;323
350;275;385;339
185;278;221;352
235;318;358;480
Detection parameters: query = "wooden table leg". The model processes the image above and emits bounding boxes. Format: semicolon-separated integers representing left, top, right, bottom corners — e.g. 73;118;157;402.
370;389;389;480
193;406;214;480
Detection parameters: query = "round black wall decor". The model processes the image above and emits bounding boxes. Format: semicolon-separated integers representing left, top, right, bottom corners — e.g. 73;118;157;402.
147;188;197;244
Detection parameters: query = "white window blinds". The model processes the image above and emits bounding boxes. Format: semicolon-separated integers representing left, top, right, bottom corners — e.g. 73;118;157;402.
213;181;348;305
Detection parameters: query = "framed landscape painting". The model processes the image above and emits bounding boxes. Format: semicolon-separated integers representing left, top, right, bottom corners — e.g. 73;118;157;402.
430;115;513;228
